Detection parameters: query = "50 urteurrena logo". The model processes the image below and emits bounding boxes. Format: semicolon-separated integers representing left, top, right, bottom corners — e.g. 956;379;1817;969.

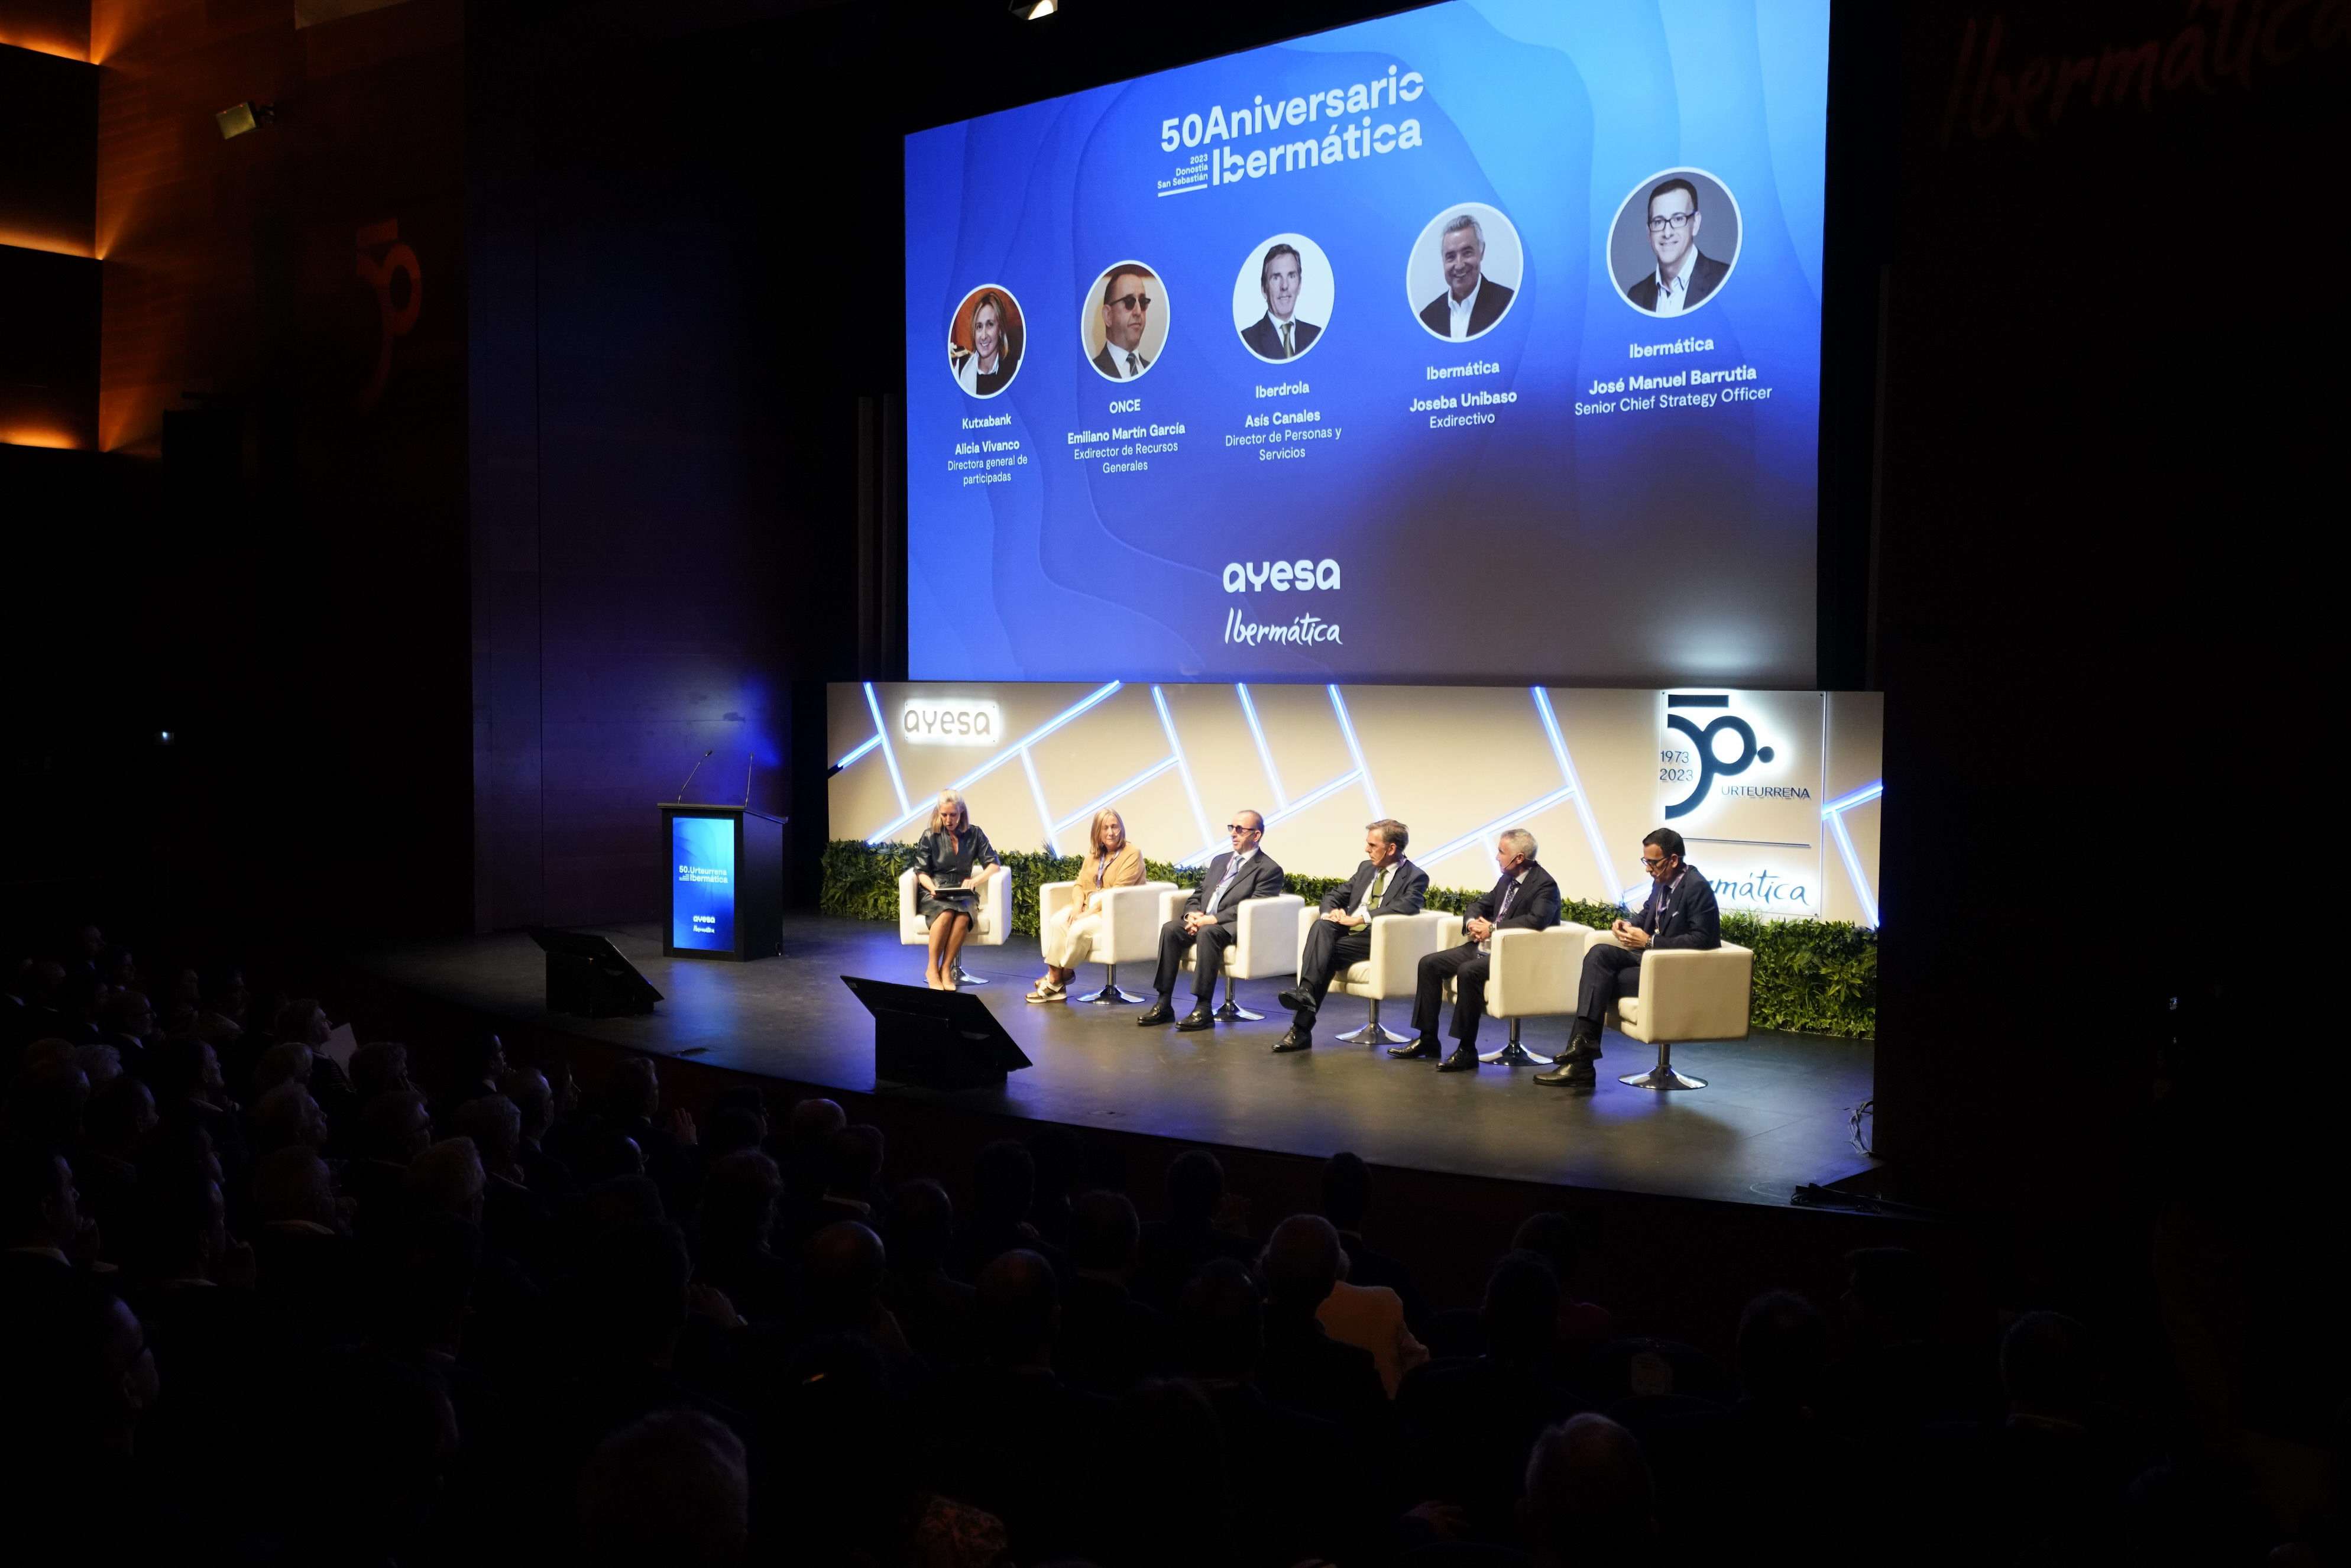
1660;693;1810;818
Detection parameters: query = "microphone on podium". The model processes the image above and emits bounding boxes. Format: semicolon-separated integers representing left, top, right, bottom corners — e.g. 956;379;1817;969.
674;749;714;801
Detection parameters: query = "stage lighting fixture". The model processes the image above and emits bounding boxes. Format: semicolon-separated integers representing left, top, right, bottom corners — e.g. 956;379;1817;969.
1008;0;1057;18
215;101;277;140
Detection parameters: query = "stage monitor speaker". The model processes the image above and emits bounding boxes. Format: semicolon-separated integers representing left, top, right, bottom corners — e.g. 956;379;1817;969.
528;928;664;1018
841;976;1032;1091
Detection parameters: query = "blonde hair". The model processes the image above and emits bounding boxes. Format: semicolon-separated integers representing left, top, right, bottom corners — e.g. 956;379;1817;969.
1089;808;1128;857
928;790;969;833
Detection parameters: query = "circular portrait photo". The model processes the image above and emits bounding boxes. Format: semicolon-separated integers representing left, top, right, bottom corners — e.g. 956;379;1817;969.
1230;234;1333;365
1406;203;1523;344
1081;260;1169;384
1609;169;1742;319
947;284;1026;399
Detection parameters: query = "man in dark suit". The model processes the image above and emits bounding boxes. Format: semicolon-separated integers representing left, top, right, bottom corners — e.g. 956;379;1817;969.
1623;176;1730;315
1418;212;1517;340
1395;827;1560;1072
1275;818;1428;1053
1139;809;1284;1033
1089;263;1157;381
1538;827;1721;1088
1239;241;1322;361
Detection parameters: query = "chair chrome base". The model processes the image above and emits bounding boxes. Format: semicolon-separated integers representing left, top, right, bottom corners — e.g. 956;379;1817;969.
952;966;989;987
1077;964;1145;1005
1210;984;1263;1022
1335;1000;1412;1047
1620;1042;1705;1091
1479;1022;1554;1068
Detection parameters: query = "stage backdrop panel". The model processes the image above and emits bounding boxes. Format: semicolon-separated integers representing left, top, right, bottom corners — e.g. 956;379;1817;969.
830;681;1881;926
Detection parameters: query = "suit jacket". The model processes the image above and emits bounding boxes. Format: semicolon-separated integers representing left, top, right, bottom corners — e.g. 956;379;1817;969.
1625;250;1730;313
1635;864;1721;950
1068;844;1145;914
1183;850;1285;928
1092;342;1150;379
1318;857;1430;921
1241;312;1320;360
1419;277;1516;339
1465;860;1561;934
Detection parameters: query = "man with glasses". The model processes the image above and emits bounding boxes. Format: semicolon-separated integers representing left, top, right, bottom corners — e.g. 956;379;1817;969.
1537;827;1720;1088
1624;177;1728;316
1092;264;1159;381
1395;827;1559;1073
1139;810;1285;1033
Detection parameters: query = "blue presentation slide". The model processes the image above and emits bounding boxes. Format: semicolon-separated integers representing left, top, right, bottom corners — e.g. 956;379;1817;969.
904;0;1828;688
671;815;737;953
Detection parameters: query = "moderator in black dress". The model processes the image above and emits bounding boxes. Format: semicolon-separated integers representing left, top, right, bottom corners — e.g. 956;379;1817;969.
913;825;1002;926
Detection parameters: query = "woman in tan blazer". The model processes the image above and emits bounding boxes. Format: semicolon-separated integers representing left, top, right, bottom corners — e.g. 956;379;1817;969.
1028;808;1145;1002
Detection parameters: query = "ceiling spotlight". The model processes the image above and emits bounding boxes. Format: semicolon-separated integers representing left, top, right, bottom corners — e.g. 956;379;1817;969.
215;101;277;140
1009;0;1057;17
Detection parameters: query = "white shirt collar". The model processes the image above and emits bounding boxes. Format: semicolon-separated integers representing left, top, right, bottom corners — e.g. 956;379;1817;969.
1104;339;1145;378
1651;251;1703;315
1446;278;1484;338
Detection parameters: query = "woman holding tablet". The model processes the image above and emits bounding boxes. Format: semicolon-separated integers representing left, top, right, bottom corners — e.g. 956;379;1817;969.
1029;808;1144;1002
913;789;1002;989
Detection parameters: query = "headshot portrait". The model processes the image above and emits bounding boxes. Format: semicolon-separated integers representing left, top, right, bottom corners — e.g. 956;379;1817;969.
1407;203;1523;343
947;284;1025;399
1082;260;1169;383
1611;169;1741;318
1232;234;1333;364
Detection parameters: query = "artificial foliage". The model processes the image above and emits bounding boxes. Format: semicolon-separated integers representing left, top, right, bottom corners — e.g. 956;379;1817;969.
820;840;1876;1038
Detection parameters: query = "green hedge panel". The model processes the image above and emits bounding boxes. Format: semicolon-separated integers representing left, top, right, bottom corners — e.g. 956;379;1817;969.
819;839;1875;1039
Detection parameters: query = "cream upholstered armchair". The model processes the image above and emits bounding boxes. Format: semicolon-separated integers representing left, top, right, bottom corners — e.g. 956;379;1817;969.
1037;879;1177;1003
1296;909;1453;1045
896;865;1013;983
1481;922;1599;1066
1579;928;1754;1090
1157;887;1305;1021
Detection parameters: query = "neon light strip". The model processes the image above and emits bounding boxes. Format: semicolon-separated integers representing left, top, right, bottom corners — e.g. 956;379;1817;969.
1178;768;1363;867
1234;683;1287;808
1416;785;1581;870
863;682;909;815
1821;779;1884;817
1019;747;1057;856
833;734;880;771
866;681;1123;841
1531;686;1623;896
1828;811;1880;927
1152;686;1212;850
1053;756;1178;837
1327;685;1379;817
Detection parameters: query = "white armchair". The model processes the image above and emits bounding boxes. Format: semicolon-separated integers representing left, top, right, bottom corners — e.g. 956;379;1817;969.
1157;887;1305;1021
1579;929;1754;1090
896;866;1013;983
1037;879;1177;1003
1298;909;1454;1045
1481;922;1599;1065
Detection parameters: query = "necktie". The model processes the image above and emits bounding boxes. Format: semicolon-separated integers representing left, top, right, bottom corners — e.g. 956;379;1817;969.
1209;858;1236;913
1369;869;1387;905
1281;322;1295;358
1125;352;1139;377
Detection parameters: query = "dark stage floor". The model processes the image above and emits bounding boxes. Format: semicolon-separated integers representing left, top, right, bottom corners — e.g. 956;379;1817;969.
362;915;1879;1209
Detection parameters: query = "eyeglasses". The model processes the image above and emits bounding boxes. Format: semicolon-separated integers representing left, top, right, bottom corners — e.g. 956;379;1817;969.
1109;293;1153;312
1225;822;1258;835
1646;211;1695;232
1639;855;1669;868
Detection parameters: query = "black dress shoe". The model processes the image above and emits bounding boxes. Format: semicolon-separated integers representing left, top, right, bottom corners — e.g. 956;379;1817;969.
1176;1005;1216;1032
1435;1045;1479;1073
1272;1026;1312;1054
1275;987;1313;1013
1534;1061;1598;1088
1387;1038;1442;1061
1135;1000;1176;1026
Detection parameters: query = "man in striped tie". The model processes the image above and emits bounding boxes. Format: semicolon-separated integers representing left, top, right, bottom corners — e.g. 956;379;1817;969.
1240;242;1323;362
1274;820;1428;1053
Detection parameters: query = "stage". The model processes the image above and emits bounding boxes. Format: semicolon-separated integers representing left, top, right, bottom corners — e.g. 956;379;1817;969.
360;914;1879;1210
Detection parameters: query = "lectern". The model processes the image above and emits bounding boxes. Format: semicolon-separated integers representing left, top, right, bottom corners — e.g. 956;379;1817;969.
660;804;785;960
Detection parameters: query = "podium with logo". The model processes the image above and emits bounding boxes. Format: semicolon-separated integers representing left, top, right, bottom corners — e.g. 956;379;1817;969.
660;804;785;960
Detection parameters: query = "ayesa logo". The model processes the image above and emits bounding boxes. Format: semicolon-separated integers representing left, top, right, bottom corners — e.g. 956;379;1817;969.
1223;558;1342;592
901;699;1000;747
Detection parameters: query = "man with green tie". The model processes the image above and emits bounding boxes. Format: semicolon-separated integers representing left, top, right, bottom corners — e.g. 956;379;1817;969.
1274;819;1429;1053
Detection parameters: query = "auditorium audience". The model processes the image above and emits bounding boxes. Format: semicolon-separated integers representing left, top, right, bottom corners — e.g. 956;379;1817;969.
0;916;2308;1566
